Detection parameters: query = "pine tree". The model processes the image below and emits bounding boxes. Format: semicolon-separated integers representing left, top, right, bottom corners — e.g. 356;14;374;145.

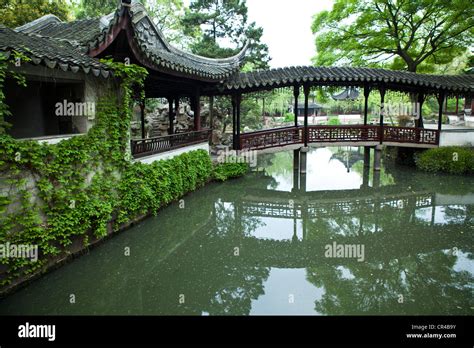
183;0;270;69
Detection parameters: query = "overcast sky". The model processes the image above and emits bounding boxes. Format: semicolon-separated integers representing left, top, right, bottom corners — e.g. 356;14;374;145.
182;0;334;68
246;0;333;68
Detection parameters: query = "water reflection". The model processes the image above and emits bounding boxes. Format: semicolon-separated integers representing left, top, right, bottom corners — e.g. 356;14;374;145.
0;147;473;315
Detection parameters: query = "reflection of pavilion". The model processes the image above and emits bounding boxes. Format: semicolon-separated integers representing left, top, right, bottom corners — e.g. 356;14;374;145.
2;160;471;316
330;147;364;172
165;167;472;315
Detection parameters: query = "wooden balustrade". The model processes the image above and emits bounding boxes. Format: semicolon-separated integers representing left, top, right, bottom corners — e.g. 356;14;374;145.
240;126;304;150
239;125;439;151
383;126;439;145
307;125;380;143
131;129;211;158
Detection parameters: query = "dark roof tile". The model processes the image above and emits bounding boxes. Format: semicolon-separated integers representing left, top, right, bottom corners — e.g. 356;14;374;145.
221;66;474;94
0;26;110;78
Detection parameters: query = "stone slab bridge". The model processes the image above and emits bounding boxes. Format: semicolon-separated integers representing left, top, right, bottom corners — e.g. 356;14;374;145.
206;66;473;152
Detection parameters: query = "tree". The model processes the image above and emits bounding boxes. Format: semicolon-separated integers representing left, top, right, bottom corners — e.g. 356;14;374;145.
74;0;186;46
73;0;117;20
0;0;72;28
183;0;270;70
312;0;474;73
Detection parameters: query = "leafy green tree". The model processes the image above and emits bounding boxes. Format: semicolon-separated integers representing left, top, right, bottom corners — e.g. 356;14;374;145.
312;0;474;72
74;0;186;46
73;0;117;19
183;0;270;69
0;0;72;28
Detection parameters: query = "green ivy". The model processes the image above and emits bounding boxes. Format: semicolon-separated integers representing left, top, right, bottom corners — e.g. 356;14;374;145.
0;57;247;290
0;51;30;134
0;60;148;286
213;162;249;181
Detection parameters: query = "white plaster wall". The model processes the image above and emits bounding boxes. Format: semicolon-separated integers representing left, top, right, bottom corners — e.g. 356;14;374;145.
436;193;474;206
35;134;80;145
80;75;117;134
439;130;474;147
134;142;210;164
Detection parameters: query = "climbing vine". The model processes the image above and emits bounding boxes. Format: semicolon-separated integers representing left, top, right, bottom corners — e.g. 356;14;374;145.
0;59;150;287
0;51;30;134
0;57;246;291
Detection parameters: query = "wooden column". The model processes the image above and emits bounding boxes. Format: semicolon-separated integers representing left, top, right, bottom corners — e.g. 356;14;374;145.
363;85;370;125
175;97;179;128
292;149;300;192
168;97;174;135
455;96;459;115
236;93;241;150
193;91;201;131
437;92;445;132
232;95;237;150
416;93;424;129
379;87;386;144
362;147;371;189
209;96;214;129
293;85;300;127
303;85;310;147
140;101;146;139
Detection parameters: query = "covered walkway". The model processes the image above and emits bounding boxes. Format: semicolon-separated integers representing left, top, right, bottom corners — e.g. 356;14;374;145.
206;66;473;151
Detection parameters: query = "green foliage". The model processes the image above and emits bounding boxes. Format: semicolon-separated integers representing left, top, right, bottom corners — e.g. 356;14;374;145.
283;112;295;123
0;51;30;134
415;147;474;175
74;0;186;45
213;161;249;181
312;0;474;72
73;0;117;19
183;0;270;69
328;117;340;126
0;0;72;28
0;60;148;286
117;150;213;224
0;57;241;288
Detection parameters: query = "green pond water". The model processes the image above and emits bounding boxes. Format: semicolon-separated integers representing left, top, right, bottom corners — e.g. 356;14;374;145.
0;147;473;315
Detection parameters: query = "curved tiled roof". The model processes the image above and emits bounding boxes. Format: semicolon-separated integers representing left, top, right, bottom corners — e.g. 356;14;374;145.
221;66;474;94
14;2;247;81
2;1;473;96
0;25;110;77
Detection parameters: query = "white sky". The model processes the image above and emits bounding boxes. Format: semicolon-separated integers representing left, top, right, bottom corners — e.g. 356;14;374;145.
182;0;334;68
246;0;333;68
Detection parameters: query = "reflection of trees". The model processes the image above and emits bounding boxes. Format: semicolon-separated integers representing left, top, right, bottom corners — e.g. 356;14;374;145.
2;149;473;316
147;225;271;315
263;152;294;178
307;250;473;315
214;199;265;238
352;160;395;187
304;192;473;315
207;266;269;315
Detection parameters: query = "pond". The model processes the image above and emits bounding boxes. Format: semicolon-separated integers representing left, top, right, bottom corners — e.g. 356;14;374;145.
0;147;473;315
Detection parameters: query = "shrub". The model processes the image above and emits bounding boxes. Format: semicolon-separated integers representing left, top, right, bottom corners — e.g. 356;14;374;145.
213;162;249;181
415;146;474;175
283;112;295;123
116;149;213;223
328;117;340;125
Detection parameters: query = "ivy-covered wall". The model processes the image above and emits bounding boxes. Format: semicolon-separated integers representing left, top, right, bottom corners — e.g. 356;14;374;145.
0;59;206;294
